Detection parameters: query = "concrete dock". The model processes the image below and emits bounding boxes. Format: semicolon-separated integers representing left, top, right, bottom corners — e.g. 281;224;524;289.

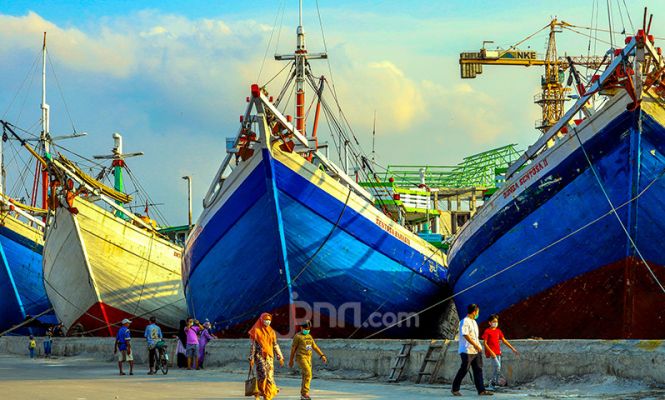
1;337;664;399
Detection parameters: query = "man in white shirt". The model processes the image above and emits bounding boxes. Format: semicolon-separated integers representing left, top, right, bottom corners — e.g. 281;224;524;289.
451;304;493;396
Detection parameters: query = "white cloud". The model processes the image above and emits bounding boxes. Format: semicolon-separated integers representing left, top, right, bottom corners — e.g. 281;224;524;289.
0;8;548;222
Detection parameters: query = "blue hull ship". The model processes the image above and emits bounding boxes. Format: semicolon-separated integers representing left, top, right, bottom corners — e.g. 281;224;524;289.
447;34;665;339
184;126;448;337
0;217;55;335
184;7;448;338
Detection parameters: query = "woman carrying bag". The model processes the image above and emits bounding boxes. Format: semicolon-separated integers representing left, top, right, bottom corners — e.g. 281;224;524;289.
247;313;284;399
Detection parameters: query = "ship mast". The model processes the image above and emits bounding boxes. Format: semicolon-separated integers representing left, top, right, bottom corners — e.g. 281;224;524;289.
93;133;144;218
275;0;327;137
40;32;50;210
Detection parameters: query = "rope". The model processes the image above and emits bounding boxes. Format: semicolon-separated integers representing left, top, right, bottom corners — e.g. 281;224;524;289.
262;61;292;89
573;125;665;294
364;159;665;338
606;0;615;51
615;0;627;35
257;0;285;84
346;271;418;339
43;272;185;336
2;52;40;120
212;187;353;326
622;0;635;32
58;155;132;203
563;26;613;47
0;307;54;336
124;165;169;227
46;49;77;134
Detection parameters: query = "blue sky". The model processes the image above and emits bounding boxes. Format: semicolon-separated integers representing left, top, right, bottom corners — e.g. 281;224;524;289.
0;0;662;225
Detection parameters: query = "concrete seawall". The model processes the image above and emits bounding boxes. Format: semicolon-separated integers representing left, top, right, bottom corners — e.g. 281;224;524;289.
2;337;663;385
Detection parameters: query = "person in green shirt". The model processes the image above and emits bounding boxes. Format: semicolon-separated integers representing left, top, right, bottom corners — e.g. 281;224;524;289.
288;321;327;400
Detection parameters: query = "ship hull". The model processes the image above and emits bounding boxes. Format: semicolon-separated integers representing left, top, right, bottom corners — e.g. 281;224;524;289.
447;92;665;339
43;198;186;336
185;145;448;338
0;214;55;334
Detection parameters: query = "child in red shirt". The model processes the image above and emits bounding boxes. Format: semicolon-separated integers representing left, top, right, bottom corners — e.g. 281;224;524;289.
481;314;519;390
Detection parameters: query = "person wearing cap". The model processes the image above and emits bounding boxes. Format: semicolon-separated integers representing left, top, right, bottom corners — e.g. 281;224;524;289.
114;319;134;375
144;316;163;375
288;321;327;400
198;319;216;369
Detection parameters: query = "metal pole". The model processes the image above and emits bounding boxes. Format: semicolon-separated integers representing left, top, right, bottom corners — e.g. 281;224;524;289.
182;176;192;227
40;32;50;215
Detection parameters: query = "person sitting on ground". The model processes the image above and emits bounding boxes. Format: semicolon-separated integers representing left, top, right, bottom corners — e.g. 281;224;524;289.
144;316;163;375
114;319;134;376
482;314;519;390
451;303;493;396
184;317;203;370
288;320;327;400
28;335;36;359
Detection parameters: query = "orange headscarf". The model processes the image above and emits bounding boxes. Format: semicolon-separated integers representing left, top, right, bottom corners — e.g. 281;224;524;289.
249;313;276;358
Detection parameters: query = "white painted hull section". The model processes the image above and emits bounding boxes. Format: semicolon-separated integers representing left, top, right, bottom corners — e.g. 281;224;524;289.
43;197;186;334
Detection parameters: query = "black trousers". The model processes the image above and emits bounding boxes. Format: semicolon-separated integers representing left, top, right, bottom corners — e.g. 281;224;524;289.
148;347;158;370
177;353;187;368
452;352;486;393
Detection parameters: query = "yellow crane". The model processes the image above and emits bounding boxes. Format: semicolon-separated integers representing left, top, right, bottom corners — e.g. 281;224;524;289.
459;19;607;133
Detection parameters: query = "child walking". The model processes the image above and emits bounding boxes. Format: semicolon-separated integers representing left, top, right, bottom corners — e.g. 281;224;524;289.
288;321;327;400
481;314;519;390
28;335;36;359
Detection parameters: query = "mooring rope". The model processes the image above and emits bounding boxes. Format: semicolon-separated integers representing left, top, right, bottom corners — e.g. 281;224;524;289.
364;154;665;338
573;123;665;294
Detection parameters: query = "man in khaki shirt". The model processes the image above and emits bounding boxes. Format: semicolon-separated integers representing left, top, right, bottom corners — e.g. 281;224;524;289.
289;321;327;400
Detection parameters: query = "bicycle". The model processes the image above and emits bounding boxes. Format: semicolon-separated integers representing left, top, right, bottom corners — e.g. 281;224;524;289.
155;340;169;375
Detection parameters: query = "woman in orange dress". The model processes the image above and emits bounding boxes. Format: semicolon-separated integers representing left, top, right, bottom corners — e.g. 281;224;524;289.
249;313;284;400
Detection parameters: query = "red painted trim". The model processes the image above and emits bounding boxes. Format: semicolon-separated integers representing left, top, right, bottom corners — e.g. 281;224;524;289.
496;257;665;339
69;302;153;337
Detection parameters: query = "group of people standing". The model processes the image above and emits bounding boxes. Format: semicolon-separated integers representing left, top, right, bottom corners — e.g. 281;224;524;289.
113;315;216;376
175;317;216;370
26;325;57;359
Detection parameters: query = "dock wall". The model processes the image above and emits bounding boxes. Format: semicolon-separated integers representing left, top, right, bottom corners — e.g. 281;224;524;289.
1;337;663;384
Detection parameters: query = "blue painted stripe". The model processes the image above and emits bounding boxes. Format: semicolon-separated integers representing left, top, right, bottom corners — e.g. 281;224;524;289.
263;148;295;309
0;233;27;322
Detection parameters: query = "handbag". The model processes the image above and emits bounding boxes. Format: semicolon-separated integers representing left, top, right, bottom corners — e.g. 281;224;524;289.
244;364;259;396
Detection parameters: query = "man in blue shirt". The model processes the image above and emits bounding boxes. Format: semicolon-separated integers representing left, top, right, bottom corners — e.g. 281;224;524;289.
144;316;163;375
114;319;134;376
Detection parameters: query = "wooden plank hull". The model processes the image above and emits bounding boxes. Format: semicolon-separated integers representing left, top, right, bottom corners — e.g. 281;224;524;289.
43;197;186;336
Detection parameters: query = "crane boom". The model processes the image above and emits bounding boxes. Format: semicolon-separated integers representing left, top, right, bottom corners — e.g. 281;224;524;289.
458;19;609;133
460;52;607;77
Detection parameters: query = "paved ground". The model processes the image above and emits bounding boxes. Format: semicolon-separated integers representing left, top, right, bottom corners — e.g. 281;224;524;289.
0;355;663;399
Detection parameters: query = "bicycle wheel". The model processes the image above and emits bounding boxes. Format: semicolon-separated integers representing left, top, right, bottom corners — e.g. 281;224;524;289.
160;352;169;375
